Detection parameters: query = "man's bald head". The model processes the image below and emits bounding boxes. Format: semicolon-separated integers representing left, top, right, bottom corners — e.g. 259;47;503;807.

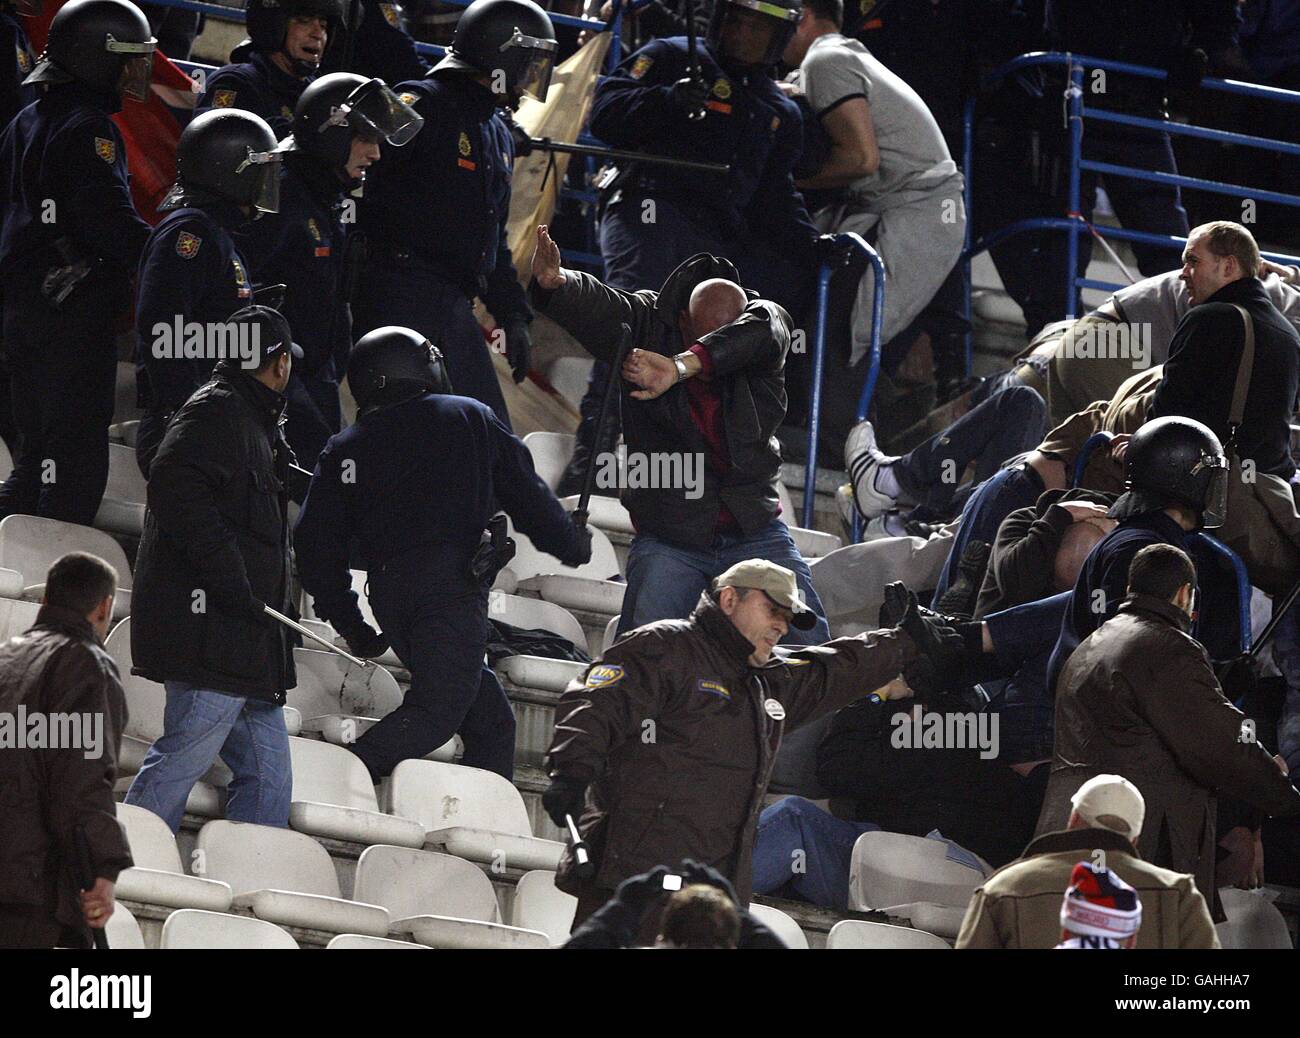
683;278;747;340
1053;521;1107;592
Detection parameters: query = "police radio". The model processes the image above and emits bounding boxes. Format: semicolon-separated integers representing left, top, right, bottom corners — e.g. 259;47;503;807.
470;514;516;587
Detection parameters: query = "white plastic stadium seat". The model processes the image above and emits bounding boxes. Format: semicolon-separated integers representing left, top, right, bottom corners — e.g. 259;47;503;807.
506;516;621;583
287;737;425;848
0;514;133;620
114;803;233;911
103;903;146;949
108;420;141;448
160;908;299;949
511;870;577;946
601;615;620;653
0;596;39;641
386;759;564;871
195;820;390;937
354;845;549;949
532;573;626;617
557;493;635;535
488;590;588;650
826;919;951;950
94;443;148;537
521;431;574;491
747;903;808;949
1216;888;1293;949
290;647;404;719
0;437;11;481
847;831;989;939
325;934;428;950
496;655;586;693
299;571;403;669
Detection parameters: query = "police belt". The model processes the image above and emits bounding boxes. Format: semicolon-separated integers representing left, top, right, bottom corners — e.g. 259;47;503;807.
364;242;486;300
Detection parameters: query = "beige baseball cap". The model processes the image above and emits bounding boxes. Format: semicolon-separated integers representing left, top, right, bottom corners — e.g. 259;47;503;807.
714;559;818;631
1071;774;1146;840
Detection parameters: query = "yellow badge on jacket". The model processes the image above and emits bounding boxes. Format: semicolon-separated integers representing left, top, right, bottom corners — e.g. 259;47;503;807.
175;231;201;260
16;46;31;74
212;89;237;108
585;664;624;688
380;2;401;26
630;55;653;80
93;137;116;163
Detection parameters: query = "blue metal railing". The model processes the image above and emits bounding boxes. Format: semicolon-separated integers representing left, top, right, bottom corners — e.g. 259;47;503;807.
139;0;609;32
801;232;885;535
960;51;1300;373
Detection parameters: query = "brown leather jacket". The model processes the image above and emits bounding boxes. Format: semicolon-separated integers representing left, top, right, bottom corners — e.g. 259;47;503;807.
545;594;917;903
1036;593;1300;918
0;606;132;934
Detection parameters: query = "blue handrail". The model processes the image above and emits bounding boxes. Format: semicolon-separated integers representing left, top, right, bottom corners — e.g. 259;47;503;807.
961;51;1300;362
801;232;885;535
137;0;610;32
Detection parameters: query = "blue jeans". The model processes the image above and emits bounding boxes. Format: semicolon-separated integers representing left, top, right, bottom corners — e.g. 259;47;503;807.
618;519;830;645
125;682;292;833
752;797;879;911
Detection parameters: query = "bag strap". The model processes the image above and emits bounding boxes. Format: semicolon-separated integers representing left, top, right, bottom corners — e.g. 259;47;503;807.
1227;303;1256;447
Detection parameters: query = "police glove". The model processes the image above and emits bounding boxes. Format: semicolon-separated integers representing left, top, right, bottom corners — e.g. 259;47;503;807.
880;581;968;677
339;620;390;660
562;518;594;568
543;773;589;829
668;75;710;115
504;319;532;384
506;118;533;157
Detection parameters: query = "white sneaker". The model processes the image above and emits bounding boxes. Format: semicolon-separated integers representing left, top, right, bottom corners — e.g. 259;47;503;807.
844;419;899;519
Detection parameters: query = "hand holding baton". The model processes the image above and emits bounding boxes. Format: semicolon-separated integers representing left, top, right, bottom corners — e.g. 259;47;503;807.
263;605;373;669
566;813;596;882
574;322;634;529
74;825;109;950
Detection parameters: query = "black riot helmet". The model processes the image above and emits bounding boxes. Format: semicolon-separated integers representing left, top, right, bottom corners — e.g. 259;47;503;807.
25;0;156;104
434;0;557;106
161;109;284;216
285;73;423;187
1109;416;1229;530
243;0;347;76
708;0;802;71
348;326;454;414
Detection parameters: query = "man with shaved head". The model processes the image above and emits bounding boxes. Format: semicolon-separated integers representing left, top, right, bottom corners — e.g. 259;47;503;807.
531;225;830;648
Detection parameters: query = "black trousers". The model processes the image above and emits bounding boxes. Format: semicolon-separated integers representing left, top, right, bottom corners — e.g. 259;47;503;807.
0;905;86;949
0;283;119;526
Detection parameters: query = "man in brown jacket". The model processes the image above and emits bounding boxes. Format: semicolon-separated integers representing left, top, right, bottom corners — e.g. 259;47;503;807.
0;552;133;948
958;774;1219;949
1035;543;1300;918
542;560;961;924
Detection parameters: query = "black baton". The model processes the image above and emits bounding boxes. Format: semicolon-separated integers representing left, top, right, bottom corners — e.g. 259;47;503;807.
574;322;633;528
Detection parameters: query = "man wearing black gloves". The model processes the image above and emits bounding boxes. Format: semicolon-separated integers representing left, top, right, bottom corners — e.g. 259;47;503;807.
294;326;591;781
125;307;302;833
542;559;963;924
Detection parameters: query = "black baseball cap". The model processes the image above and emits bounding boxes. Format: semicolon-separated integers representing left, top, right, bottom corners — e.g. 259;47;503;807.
229;305;304;363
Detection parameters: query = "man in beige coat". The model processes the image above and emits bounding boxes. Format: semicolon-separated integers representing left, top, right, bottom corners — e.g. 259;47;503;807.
957;774;1218;949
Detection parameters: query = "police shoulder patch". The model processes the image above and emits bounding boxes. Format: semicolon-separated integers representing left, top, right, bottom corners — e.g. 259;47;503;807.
398;91;418;107
458;131;472;157
380;2;401;26
584;664;624;689
16;46;31;74
630;55;653;80
93;137;116;164
175;231;202;259
212;89;237;108
712;78;732;100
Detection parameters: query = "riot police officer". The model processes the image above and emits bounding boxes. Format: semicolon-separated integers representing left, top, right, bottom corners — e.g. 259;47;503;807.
237;72;423;468
354;0;557;428
0;0;154;524
135;108;284;477
293;326;592;780
0;0;38;130
559;0;819;493
195;0;346;139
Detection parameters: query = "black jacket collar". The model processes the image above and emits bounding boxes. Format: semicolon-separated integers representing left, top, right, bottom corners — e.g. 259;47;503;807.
214;362;287;430
47;79;121;115
427;69;501;120
693;594;761;665
1024;826;1139;860
1117;592;1193;633
285;151;347;208
34;604;100;643
1205;276;1267;308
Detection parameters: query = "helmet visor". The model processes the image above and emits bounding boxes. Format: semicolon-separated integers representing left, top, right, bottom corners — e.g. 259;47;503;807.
500;31;557;101
329;80;425;146
106;34;157;103
237;147;285;215
1197;452;1230;530
718;0;798;67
